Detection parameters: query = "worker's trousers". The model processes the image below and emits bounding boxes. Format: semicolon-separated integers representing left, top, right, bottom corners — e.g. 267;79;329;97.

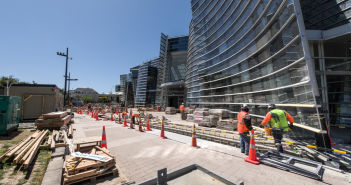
181;110;186;120
272;130;284;153
239;132;250;155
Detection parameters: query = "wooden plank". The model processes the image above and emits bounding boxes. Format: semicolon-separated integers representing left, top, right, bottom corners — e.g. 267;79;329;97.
94;146;114;158
73;136;101;145
294;123;327;134
42;112;67;119
14;130;43;164
64;169;97;181
23;130;49;169
5;131;37;157
64;167;117;185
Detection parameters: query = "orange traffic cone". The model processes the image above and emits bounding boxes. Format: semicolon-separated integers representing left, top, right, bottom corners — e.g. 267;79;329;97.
123;116;127;127
129;116;134;129
91;111;94;118
191;124;199;148
95;111;99;121
160;117;167;139
138;119;143;132
244;130;260;165
110;113;114;121
101;125;107;149
145;119;152;131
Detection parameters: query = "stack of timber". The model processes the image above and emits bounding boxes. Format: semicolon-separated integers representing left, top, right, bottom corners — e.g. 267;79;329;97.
35;111;71;129
48;130;67;149
0;130;49;169
63;146;118;185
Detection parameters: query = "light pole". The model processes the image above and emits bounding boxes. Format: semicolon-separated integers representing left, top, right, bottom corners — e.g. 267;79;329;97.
57;48;72;106
67;73;78;104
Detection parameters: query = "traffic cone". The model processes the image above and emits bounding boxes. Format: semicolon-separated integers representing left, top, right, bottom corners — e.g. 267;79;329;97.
123;116;127;127
244;130;260;165
160;117;167;139
191;124;199;148
101;125;107;149
110;113;114;121
95;112;99;121
139;119;143;132
91;111;94;118
129;117;134;129
145;119;152;131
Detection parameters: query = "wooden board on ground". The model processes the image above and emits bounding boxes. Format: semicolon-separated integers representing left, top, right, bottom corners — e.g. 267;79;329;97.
42;111;67;119
63;146;118;185
73;136;101;152
36;115;72;129
63;167;118;185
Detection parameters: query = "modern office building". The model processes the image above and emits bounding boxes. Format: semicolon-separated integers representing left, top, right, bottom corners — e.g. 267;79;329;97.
186;0;351;144
160;34;189;108
134;58;160;107
119;74;128;105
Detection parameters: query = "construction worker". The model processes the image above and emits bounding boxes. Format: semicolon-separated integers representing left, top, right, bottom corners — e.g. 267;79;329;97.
179;103;186;120
261;104;294;153
237;104;252;155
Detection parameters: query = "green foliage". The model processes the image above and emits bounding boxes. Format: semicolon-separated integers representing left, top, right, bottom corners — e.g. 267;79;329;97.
0;76;29;87
98;96;110;103
81;96;94;103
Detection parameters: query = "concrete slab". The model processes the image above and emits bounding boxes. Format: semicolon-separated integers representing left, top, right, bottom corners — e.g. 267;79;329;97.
41;157;63;185
51;146;66;158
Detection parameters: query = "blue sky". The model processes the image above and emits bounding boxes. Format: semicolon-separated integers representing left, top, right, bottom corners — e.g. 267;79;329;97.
0;0;191;93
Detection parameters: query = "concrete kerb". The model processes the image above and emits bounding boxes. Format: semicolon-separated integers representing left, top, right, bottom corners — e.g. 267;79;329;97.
41;147;66;185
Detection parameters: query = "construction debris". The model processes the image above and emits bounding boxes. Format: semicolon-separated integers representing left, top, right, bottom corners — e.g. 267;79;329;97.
49;129;67;149
63;146;118;185
36;111;72;129
259;151;324;180
165;107;176;114
0;130;49;169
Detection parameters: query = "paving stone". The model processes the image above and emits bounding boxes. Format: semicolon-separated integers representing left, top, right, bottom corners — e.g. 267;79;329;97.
72;114;351;185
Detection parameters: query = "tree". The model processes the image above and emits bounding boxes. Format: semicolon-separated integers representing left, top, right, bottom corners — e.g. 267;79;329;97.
0;76;18;87
81;96;93;103
98;96;110;103
0;76;29;87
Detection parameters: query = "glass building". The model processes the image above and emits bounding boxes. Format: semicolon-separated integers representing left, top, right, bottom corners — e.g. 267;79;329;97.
160;34;189;108
186;0;351;143
134;58;160;107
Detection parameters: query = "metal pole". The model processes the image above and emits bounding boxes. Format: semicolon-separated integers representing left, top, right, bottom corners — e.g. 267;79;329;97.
68;73;71;104
64;48;69;106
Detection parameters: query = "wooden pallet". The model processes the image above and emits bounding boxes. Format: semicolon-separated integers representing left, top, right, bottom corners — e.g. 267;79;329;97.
63;166;118;185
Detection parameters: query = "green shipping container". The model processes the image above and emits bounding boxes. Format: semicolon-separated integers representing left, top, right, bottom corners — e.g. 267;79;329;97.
0;96;21;135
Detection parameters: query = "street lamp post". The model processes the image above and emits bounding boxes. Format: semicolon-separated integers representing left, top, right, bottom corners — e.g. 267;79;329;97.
57;48;72;106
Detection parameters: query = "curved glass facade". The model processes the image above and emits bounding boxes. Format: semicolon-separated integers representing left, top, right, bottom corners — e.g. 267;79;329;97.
186;0;323;130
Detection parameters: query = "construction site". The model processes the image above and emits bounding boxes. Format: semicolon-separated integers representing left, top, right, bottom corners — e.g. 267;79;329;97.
1;0;351;184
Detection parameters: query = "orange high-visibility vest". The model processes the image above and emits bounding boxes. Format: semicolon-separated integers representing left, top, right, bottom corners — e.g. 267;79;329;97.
180;105;185;111
237;111;249;133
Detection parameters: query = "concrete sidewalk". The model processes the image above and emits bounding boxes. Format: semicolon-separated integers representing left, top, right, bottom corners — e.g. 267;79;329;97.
73;114;351;185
